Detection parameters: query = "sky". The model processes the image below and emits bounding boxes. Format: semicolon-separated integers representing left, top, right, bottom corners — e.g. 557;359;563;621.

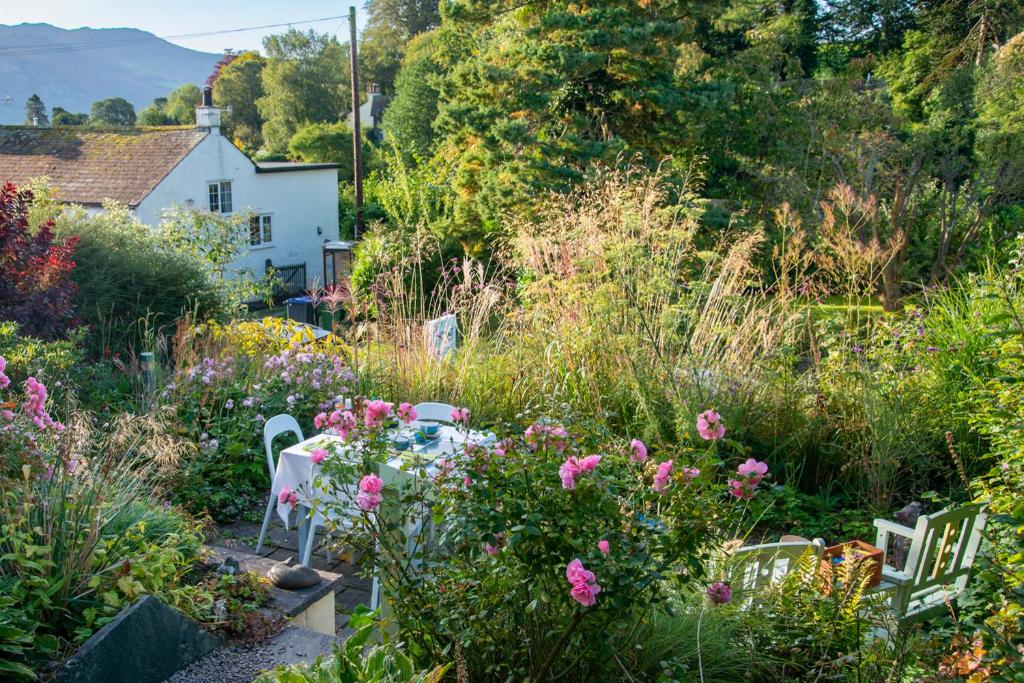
0;0;368;54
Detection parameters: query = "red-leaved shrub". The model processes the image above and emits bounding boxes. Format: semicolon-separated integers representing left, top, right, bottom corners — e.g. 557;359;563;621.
0;182;78;339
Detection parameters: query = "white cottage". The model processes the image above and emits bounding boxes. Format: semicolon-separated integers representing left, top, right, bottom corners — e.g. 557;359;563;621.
0;92;339;292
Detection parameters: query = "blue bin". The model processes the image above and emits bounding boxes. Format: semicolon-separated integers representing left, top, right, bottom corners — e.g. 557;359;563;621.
285;296;314;324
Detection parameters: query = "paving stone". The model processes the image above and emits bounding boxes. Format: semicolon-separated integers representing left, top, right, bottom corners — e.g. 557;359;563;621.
335;587;373;613
55;595;219;683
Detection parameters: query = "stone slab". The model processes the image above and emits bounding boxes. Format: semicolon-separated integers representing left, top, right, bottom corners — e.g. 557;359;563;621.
55;595;220;683
206;545;345;618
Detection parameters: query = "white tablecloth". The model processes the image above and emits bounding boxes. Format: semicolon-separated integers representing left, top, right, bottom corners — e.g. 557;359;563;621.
271;421;495;527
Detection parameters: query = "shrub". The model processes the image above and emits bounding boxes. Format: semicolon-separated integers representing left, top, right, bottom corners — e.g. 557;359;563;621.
57;201;224;356
0;182;78;340
0;364;204;673
164;318;357;519
312;399;761;681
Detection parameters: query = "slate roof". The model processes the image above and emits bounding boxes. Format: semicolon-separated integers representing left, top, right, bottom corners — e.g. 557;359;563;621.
0;126;208;207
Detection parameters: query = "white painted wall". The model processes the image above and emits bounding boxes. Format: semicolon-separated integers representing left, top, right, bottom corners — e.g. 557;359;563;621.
134;133;339;289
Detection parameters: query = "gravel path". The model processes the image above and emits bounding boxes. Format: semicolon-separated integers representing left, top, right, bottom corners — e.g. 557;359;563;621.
165;626;337;683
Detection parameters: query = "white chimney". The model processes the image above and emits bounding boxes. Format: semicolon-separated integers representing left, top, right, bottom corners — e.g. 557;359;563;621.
195;85;221;132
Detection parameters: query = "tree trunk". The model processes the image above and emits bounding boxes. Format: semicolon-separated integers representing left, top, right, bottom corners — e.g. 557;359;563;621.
880;265;903;312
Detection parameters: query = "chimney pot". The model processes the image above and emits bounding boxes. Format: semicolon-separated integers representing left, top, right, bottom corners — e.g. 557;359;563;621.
201;85;214;107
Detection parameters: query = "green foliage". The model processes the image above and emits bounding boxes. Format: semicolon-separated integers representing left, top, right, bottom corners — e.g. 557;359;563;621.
50;107;88;126
89;97;136;126
383;31;442;163
165;83;201;125
138;98;175;126
254;607;449;683
214;52;266;150
53;199;223;356
24;94;47;126
288;122;368;178
158;206;275;309
258;30;351;153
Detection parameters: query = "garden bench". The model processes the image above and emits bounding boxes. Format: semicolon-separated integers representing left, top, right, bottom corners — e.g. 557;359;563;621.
726;537;826;594
869;503;987;622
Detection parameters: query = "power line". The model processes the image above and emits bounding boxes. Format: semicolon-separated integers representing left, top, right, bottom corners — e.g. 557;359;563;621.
0;15;347;58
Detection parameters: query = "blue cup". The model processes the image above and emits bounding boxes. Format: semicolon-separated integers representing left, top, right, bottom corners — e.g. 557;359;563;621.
393;436;410;451
423;423;440;437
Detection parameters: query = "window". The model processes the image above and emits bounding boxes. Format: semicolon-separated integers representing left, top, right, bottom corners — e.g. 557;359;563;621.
249;214;272;246
208;181;233;213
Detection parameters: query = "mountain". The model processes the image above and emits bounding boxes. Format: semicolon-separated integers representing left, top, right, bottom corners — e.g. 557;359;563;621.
0;23;220;124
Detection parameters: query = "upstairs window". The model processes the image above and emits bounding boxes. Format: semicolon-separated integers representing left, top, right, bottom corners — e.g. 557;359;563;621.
249;214;272;246
208;181;233;213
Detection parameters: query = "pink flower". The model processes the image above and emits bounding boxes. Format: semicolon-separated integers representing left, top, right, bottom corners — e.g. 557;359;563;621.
485;544;499;556
707;582;732;605
0;355;9;389
737;458;768;482
494;438;512;456
696;410;726;441
397;402;418;423
310;448;327;465
565;558;601;607
570;581;601;606
652;460;674;493
314;412;328;429
525;423;569;452
277;486;298;509
629;439;648;462
598;540;610;556
364;400;394;428
450;406;471;424
463;476;472;487
578;454;602;472
728;478;759;500
681;466;701;479
359;473;383;494
559;457;580;490
356;491;382;511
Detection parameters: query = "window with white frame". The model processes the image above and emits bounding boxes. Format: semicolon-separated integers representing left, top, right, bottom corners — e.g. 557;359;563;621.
249;214;272;246
208;181;233;213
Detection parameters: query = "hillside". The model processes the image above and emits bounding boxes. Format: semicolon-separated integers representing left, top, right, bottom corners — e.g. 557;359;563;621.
0;23;219;124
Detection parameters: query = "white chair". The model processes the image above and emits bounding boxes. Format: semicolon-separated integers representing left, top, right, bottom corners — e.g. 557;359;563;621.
872;504;987;622
727;538;826;593
412;402;457;424
256;414;304;554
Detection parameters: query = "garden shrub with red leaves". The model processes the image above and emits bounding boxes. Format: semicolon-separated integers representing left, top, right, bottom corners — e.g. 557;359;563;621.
0;182;78;339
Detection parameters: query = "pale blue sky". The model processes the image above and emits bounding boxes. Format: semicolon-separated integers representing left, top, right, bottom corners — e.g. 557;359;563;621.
0;1;368;54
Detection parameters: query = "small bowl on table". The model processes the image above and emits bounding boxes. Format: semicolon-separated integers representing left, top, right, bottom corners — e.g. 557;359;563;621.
392;436;411;451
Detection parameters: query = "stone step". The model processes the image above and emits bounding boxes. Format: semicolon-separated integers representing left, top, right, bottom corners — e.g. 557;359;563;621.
206;545;344;635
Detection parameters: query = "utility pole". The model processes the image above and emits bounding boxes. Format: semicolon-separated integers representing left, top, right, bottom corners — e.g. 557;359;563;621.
349;5;363;241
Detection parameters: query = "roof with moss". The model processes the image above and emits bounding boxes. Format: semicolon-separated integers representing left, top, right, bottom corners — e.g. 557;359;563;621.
0;126;208;206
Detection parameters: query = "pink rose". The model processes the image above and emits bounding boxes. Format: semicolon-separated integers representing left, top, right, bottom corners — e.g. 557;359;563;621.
359;473;383;494
681;466;701;479
578;454;601;472
570;581;601;606
485;544;499;556
728;478;757;500
397;402;418;423
696;410;726;441
737;458;768;481
313;412;328;429
565;558;601;606
450;406;471;424
629;439;648;462
598;539;610;556
364;399;394;428
356;490;382;511
652;460;674;493
310;448;327;465
559;457;580;490
707;582;732;605
277;486;298;509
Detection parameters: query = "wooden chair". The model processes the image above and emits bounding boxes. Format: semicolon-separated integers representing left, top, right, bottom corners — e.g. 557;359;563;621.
412;402;457;424
727;538;826;593
872;504;987;621
257;414;304;554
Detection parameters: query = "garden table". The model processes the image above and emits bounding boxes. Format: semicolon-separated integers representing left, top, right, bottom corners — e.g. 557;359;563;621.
271;421;496;562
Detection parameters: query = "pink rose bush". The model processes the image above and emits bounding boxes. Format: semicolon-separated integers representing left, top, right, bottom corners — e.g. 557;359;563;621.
559;454;602;490
565;559;602;606
310;448;328;465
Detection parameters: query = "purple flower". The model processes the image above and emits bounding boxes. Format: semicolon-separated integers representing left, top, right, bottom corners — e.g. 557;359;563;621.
707;582;732;605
